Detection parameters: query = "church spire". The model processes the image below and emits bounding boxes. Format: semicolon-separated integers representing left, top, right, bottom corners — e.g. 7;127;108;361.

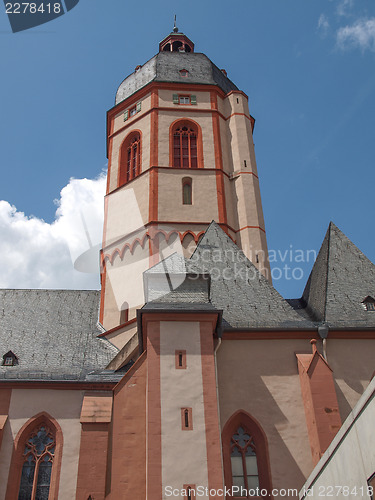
173;14;178;33
159;21;195;53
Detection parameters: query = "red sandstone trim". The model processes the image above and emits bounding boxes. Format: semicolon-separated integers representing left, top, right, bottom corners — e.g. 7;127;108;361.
5;412;63;500
99;261;106;325
106;137;114;195
200;321;225;494
296;345;342;465
113;351;147;395
222;410;273;499
0;381;116;391
236;225;266;234
0;388;11;450
76;422;110;500
211;92;227;226
222;331;318;340
146;322;162;500
97;317;137;338
150;89;159;166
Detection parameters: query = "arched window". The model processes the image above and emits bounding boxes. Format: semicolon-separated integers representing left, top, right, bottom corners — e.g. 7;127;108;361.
222;411;273;498
18;425;55;500
173;123;198;169
119;131;141;186
6;412;63;500
182;178;192;205
230;426;259;491
120;301;129;324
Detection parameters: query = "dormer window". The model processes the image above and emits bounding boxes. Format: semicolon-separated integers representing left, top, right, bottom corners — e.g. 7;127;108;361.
179;69;189;77
362;296;375;311
2;350;18;366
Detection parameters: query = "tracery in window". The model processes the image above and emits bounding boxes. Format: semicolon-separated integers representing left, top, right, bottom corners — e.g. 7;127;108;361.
173;124;198;169
230;427;259;493
18;425;56;500
119;131;141;186
222;410;273;499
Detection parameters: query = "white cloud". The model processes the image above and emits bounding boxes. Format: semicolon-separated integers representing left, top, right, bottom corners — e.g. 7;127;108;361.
318;14;330;36
336;0;354;17
0;173;106;290
337;18;375;52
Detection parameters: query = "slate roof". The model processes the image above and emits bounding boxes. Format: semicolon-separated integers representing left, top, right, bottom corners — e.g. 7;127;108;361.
0;290;120;382
300;222;375;328
115;52;239;105
144;222;314;330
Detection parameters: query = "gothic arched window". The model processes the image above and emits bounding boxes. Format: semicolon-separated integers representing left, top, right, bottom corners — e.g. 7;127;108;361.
5;412;63;500
222;411;273;498
119;131;141;186
230;426;259;491
18;425;56;500
172;122;198;169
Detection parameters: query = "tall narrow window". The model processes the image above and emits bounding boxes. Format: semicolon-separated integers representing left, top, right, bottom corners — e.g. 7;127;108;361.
119;131;141;186
18;425;56;500
173;124;198;169
181;408;193;430
222;411;273;498
175;350;186;369
182;178;192;205
120;302;129;324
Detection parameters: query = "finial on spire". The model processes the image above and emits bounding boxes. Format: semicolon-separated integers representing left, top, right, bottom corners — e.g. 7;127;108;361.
173;15;178;33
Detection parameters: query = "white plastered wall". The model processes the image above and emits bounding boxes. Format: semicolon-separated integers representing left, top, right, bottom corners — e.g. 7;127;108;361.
160;321;209;498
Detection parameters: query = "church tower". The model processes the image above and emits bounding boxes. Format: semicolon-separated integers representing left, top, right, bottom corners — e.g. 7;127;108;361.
100;25;270;332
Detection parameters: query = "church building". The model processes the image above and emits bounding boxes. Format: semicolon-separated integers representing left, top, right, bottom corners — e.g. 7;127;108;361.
0;26;374;500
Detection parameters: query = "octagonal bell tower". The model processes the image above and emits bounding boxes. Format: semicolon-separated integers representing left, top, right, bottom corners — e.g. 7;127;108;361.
100;26;271;332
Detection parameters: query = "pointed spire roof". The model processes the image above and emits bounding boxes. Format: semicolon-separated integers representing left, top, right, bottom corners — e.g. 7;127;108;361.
302;222;375;327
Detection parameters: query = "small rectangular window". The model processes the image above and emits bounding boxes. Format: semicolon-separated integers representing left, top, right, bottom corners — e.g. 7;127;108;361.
175;350;187;369
179;96;190;105
181;408;193;430
130;107;137;117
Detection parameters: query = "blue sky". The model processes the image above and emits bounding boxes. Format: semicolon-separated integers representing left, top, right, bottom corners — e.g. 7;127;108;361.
0;0;374;298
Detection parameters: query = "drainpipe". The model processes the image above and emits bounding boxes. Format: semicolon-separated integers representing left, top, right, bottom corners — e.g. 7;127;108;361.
318;323;329;361
214;336;224;487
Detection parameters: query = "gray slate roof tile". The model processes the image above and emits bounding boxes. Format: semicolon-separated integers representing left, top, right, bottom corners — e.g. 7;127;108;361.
0;290;119;381
302;222;375;327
